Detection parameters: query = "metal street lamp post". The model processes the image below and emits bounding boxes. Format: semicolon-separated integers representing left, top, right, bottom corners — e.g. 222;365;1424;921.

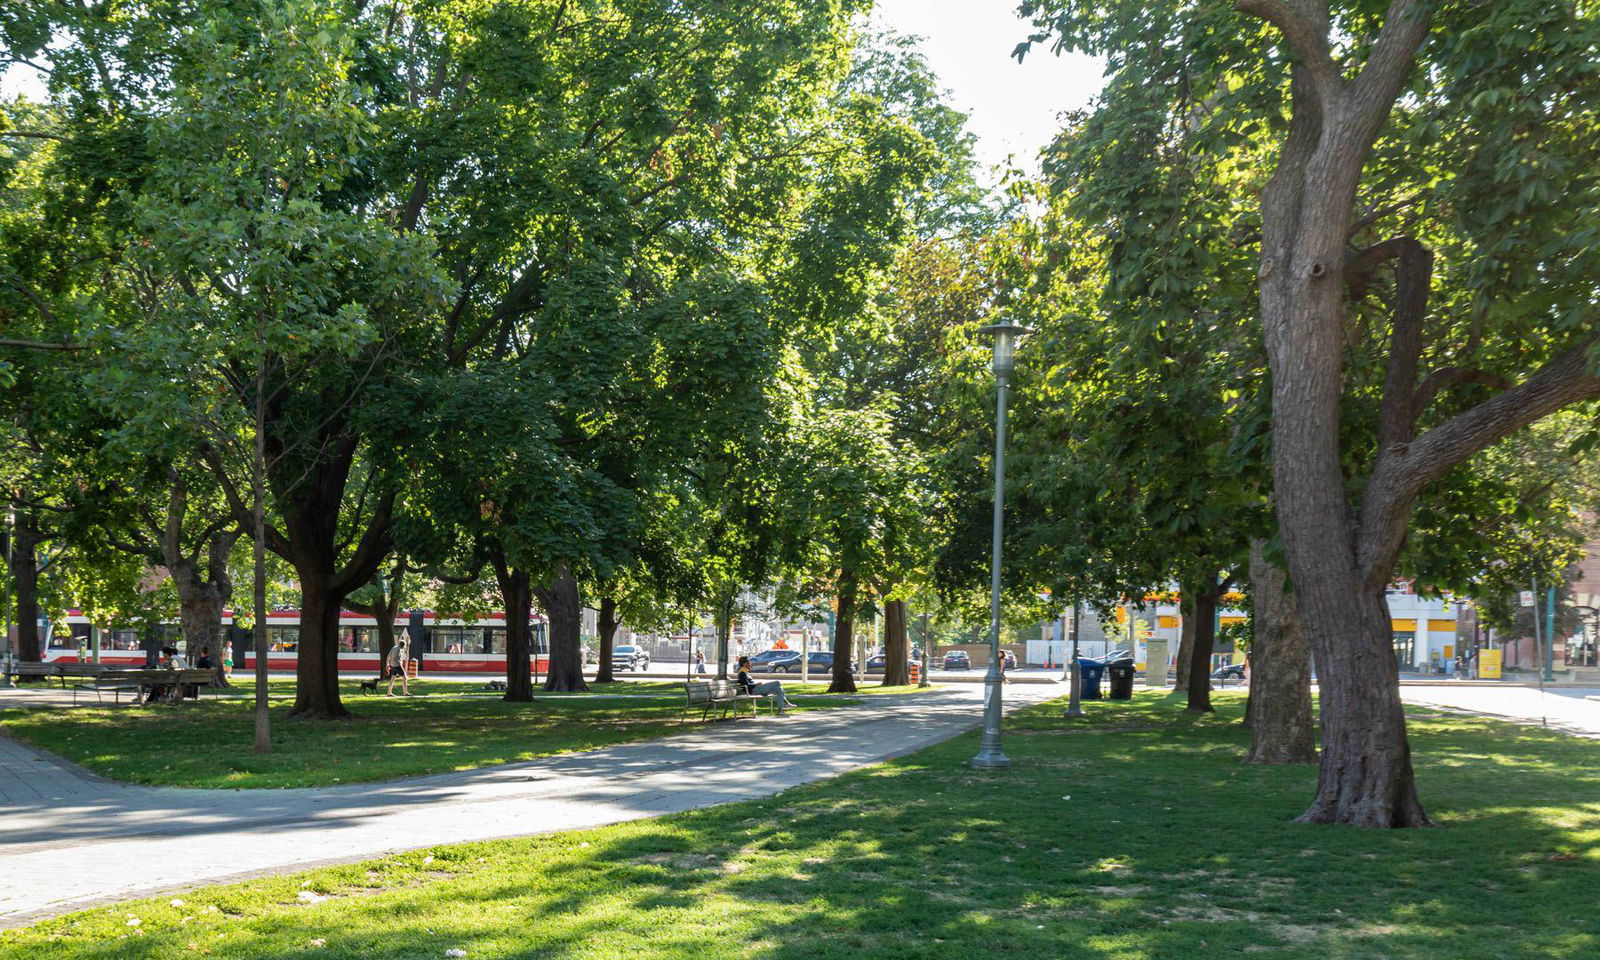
919;611;932;689
1064;600;1083;718
972;321;1031;770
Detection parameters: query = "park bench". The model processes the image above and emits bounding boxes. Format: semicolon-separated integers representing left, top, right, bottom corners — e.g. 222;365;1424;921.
94;669;218;705
683;679;775;722
4;662;65;687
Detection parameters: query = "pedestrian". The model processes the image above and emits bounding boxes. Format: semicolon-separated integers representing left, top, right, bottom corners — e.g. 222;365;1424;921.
386;637;412;697
998;650;1011;684
735;655;794;716
695;650;706;674
222;640;234;677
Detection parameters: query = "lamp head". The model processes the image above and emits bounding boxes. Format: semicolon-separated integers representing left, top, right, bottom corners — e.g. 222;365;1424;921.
977;321;1034;378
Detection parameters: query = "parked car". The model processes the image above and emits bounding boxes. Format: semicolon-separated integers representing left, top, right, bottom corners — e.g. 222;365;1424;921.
1211;663;1246;684
747;649;802;673
942;651;972;671
865;655;917;675
772;651;852;674
610;644;650;672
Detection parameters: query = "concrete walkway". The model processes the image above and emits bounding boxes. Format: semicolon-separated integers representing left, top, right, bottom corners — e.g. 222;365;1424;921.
1401;683;1600;739
0;682;1057;927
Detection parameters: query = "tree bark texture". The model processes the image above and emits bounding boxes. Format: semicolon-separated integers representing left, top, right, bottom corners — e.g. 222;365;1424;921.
491;552;534;702
1173;604;1196;694
596;595;619;684
882;598;910;686
1243;1;1438;825
829;569;859;693
8;510;41;663
1186;582;1219;713
535;564;587;692
1245;542;1316;764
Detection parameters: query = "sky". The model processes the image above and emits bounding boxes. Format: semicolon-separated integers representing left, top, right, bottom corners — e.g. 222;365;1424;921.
2;2;1106;176
871;0;1105;176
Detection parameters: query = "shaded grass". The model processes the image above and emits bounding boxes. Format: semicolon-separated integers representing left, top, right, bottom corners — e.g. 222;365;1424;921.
0;683;877;789
4;690;1598;958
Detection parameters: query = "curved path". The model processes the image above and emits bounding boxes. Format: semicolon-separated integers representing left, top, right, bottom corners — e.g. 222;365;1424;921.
0;683;1058;927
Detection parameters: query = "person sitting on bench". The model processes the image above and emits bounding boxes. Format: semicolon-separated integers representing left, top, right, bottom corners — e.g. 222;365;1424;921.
735;656;795;717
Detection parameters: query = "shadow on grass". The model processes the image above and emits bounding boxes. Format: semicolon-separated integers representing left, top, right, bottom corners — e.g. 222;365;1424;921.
6;691;1598;959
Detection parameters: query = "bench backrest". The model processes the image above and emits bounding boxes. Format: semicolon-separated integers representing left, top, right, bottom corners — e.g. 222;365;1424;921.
684;680;744;703
8;663;58;676
97;669;216;685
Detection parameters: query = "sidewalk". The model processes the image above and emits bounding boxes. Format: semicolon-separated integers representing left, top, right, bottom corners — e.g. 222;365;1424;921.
1401;683;1600;739
0;683;1058;927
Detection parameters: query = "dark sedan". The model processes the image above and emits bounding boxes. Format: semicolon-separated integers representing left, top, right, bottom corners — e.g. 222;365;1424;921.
1211;663;1247;684
865;655;917;675
769;651;853;675
943;651;972;671
746;649;802;673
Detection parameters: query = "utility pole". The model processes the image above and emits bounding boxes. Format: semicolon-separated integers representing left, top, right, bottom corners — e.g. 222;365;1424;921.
919;611;932;688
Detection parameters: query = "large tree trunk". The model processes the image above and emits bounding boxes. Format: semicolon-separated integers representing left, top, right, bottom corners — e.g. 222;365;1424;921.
882;598;910;686
536;564;587;692
1173;602;1196;694
829;569;858;693
595;595;620;684
1238;0;1436;823
1186;581;1219;713
168;523;240;687
8;510;42;663
491;551;534;702
1246;542;1316;764
289;572;349;718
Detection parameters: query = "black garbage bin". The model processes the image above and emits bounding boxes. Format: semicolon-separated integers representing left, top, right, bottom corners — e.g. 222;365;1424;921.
1107;658;1135;700
1077;659;1106;700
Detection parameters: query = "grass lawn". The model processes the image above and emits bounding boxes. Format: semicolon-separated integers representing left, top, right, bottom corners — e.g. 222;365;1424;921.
0;681;906;789
231;678;935;699
4;690;1598;958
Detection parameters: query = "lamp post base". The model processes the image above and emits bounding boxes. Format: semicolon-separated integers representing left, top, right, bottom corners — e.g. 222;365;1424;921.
970;751;1011;769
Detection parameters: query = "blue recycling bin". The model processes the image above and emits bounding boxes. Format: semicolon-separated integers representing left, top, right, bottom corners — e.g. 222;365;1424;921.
1077;659;1106;700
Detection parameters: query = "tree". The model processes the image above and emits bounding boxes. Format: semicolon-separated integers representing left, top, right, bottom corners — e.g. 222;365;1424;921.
1022;0;1600;824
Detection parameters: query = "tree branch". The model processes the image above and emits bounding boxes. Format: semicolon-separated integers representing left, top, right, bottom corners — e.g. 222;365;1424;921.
1359;336;1600;578
1349;0;1435;134
1234;0;1342;103
1374;237;1432;450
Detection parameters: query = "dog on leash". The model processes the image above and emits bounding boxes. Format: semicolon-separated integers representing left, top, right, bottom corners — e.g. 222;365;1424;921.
358;677;380;695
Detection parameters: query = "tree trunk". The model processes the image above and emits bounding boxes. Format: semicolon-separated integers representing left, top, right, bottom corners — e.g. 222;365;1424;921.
8;510;42;663
829;569;858;693
491;551;534;702
289;573;349;718
168;528;239;687
1246;542;1316;764
536;564;587;692
1186;581;1219;713
713;586;735;681
882;598;910;686
596;595;619;684
1173;603;1196;694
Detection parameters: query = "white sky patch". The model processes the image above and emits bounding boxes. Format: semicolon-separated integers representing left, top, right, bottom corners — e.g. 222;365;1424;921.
871;0;1105;178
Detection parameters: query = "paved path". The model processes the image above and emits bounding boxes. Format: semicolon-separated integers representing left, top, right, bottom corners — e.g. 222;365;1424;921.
1402;683;1600;739
0;683;1057;927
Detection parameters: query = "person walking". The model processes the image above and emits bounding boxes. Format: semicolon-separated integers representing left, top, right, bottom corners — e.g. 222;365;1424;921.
735;655;795;716
222;640;234;677
695;650;706;674
386;637;412;697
